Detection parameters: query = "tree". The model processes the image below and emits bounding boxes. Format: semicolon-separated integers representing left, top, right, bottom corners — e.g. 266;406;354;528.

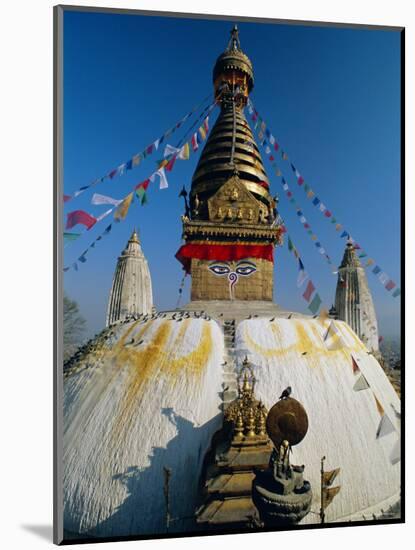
63;294;86;361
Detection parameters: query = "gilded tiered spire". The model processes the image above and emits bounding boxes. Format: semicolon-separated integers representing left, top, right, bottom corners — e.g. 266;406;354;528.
106;229;153;326
177;27;283;303
190;25;272;216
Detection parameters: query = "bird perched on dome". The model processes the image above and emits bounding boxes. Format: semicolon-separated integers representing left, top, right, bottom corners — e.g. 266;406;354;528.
279;386;292;400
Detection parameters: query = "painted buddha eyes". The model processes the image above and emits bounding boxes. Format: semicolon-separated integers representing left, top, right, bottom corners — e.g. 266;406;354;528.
208;262;257;276
209;264;231;276
235;264;257;276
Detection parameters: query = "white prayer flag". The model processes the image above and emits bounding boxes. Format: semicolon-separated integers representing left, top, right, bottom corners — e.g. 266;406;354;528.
91;193;123;207
269;135;275;145
297;269;309;288
157;167;169;190
376;414;396;439
164;144;180;158
353;374;370;392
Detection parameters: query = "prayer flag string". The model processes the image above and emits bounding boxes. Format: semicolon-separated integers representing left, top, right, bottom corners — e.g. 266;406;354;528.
63;112;212;271
247;98;400;299
64;93;213;203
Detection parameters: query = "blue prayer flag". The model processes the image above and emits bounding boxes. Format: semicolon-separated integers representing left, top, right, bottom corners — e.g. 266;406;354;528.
312;197;320;206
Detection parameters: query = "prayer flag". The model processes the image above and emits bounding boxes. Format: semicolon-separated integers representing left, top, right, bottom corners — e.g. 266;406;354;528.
66;210;97;231
156;167;169;189
135;179;150;192
265;145;271;155
291;163;296;172
288;237;294;252
91;193;123;207
154;139;160;151
298;175;304;185
63;194;71;203
266;128;271;138
103;224;112;235
324;210;332;218
390;439;400;465
269;155;275;162
178;142;190;160
303;280;315;302
340;231;348;238
141;193;149;205
312;197;320;207
353;374;370;392
146;144;154;155
322;468;340;487
358;253;368;258
165;154;177;172
351;356;360;375
307;191;315;199
392;288;401;298
366;259;375;266
72;262;78;271
297;267;308;288
132;153;141;167
282;151;288;160
164;144;180;158
78;254;87;263
379;272;389;285
319;203;326;212
274;142;279;151
114;192;134;221
203;117;209;133
126;159;133;171
63;232;81;242
322;486;341;510
376;414;396;439
372;265;381;275
108;169;117;179
374;395;384;416
304;184;309;192
308;293;322;314
324;321;342;350
198;125;207;141
117;163;126;176
269;135;275;145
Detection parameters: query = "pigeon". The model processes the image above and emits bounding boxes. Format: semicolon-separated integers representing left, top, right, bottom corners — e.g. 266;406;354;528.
302;352;307;356
279;386;292;400
269;317;275;322
221;361;228;366
288;314;292;319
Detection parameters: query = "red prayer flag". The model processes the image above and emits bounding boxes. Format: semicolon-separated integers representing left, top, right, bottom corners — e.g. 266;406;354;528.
324;210;332;218
146;144;154;155
274;142;279;151
385;280;396;291
65;210;97;231
269;155;275;161
109;169;117;179
302;280;315;302
63;194;71;203
135;179;150;191
165;155;177;172
304;223;310;229
298;176;304;185
351;356;360;375
287;191;292;198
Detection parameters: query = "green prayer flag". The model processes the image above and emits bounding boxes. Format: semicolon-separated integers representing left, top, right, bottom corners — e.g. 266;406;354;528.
141;193;148;205
288;237;293;252
308;293;322;314
331;218;337;224
64;232;81;242
290;198;295;203
304;183;310;192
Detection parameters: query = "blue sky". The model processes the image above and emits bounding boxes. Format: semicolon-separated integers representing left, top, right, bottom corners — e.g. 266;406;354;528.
63;10;401;339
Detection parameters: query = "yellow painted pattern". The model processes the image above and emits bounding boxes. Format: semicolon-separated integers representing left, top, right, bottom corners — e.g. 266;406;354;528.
243;320;366;360
109;320;213;446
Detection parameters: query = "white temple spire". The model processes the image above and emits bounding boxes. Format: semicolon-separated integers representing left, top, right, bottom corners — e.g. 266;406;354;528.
106;229;153;326
334;241;379;353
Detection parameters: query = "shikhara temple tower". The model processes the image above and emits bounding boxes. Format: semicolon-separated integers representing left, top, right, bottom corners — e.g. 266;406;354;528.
176;26;283;302
106;229;153;326
335;241;379;352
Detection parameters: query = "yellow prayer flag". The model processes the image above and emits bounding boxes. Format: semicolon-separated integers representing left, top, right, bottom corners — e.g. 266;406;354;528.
179;142;190;160
322;468;340;487
322;486;341;510
374;394;385;417
307;191;314;199
132;154;141;167
114;192;134;221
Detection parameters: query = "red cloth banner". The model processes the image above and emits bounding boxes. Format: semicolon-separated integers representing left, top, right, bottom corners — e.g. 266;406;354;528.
175;243;274;273
302;280;315;302
65;210;97;230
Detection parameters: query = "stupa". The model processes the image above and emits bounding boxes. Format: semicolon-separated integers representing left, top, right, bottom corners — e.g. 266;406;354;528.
335;241;379;353
106;229;153;326
62;26;400;540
